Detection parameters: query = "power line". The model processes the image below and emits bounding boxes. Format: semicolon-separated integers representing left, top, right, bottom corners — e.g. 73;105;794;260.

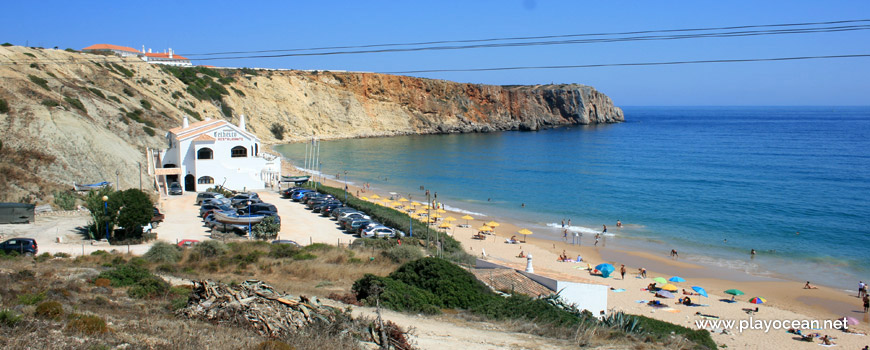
189;24;870;61
180;18;870;56
384;54;870;74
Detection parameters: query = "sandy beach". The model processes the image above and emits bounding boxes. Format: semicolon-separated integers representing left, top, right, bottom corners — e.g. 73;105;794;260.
286;162;870;349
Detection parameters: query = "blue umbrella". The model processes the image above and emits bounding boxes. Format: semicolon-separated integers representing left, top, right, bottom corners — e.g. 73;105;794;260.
595;263;615;278
669;276;686;283
692;286;708;298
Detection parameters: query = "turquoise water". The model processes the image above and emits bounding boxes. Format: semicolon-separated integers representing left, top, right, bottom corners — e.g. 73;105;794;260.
274;106;870;289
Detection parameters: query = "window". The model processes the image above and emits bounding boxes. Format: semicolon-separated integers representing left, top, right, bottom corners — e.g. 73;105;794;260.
197;176;214;185
197;147;213;160
231;146;247;158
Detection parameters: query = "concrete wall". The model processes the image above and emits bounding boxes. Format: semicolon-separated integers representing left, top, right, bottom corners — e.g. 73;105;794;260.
555;281;609;317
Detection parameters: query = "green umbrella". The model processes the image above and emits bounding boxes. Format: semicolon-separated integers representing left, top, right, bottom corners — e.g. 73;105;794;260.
724;289;745;296
653;277;668;285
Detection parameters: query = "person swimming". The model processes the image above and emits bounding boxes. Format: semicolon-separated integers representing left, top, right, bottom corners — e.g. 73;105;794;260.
804;281;819;289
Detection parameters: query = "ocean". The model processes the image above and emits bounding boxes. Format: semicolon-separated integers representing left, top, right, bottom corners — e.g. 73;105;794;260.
273;106;870;289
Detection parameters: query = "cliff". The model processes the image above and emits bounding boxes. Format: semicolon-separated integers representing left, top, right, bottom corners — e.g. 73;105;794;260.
0;45;622;201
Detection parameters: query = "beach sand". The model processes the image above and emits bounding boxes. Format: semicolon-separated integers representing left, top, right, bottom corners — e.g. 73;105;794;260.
282;162;870;349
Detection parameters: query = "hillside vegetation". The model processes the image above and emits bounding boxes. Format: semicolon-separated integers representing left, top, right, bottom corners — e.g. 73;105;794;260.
0;45;622;202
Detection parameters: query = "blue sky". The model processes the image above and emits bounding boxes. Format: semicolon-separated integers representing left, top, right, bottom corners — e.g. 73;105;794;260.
3;1;869;105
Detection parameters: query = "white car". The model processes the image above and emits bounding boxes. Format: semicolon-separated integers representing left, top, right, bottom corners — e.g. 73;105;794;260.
362;226;404;238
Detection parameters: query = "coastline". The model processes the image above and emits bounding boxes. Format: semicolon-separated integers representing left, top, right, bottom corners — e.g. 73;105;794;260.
276;156;869;348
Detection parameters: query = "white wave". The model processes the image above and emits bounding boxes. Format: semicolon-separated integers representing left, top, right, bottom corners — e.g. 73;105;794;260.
442;204;487;217
546;223;602;235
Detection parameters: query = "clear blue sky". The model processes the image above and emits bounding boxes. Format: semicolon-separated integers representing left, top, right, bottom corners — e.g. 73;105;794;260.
3;0;869;105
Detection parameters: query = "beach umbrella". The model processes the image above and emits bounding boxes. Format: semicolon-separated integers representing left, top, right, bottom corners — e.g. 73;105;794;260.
653;277;668;285
436;208;447;214
438;222;451;229
370;194;380;199
477;226;493;232
595;263;615;278
669;276;686;283
517;228;533;243
461;214;474;225
691;286;708;298
843;316;859;326
748;297;766;304
359;196;369;201
444;216;458;222
724;289;745;296
398;198;409;202
430;213;442;218
660;284;678;292
411;202;422;206
655;291;675;299
486;221;500;227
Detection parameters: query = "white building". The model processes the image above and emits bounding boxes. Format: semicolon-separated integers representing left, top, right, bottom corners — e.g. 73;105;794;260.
81;44;142;57
81;44;192;66
150;115;281;194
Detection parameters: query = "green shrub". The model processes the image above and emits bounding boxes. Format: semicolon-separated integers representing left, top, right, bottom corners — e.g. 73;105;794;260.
171;91;183;99
41;99;58;108
389;257;493;309
1;43;12;47
633;315;717;349
97;264;152;287
193;240;228;258
0;99;8;113
252;216;280;240
0;309;21;327
143;126;155;136
90;250;109;256
35;301;64;319
127;275;169;299
352;274;441;314
28;74;50;90
66;314;107;334
107;95;121;103
140;99;152;110
381;244;423;263
63;97;86;113
122;87;134;97
46;72;56;78
220;103;233;118
254;340;294;350
18;291;46;305
65;48;77;53
144;241;181;263
87;87;105;99
29;63;39;69
181;107;201;120
54;190;76;210
111;63;134;78
231;87;246;97
269;123;285;140
23;52;36;58
54;252;71;258
35;252;52;263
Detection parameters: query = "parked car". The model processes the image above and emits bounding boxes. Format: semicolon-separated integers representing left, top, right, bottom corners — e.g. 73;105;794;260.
271;239;300;247
201;197;232;207
177;239;200;248
345;218;373;234
320;203;344;216
356;222;382;236
361;226;404;239
168;182;183;195
307;197;337;210
331;207;359;220
239;203;278;215
290;190;314;201
230;193;261;207
281;187;307;198
195;192;226;205
211;215;281;234
200;203;234;217
203;213;219;228
151;207;165;227
299;191;324;203
0;238;37;256
338;212;370;229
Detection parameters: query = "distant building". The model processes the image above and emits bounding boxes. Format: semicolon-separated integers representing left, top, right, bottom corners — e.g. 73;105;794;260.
81;44;192;67
81;44;142;57
149;115;281;194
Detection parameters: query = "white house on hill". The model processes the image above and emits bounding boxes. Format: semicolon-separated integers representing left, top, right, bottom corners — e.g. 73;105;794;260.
150;115;281;194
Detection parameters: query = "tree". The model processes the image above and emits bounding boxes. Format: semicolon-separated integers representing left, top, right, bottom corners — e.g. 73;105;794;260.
84;186;116;240
110;189;153;241
252;216;280;240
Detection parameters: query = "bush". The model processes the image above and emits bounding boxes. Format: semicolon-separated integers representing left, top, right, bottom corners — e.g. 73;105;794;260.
17;291;46;305
40;99;58;108
87;87;105;99
1;43;12;47
193;240;227;258
352;274;440;314
633;315;717;349
122;87;134;97
108;95;121;103
144;241;181;263
0;98;8;113
35;252;52;263
0;309;21;327
54;190;76;210
28;74;50;90
381;244;423;263
64;96;86;113
111;63;134;78
143;126;155;136
140;99;152;110
110;189;154;241
220;102;233;118
35;301;64;319
252;216;280;240
97;264;152;287
23;52;35;58
54;252;71;258
66;314;107;334
270;123;285;140
127;275;169;299
388;257;493;309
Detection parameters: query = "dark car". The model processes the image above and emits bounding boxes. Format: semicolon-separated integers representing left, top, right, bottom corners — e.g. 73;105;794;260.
338;212;370;229
331;207;359;220
240;203;277;215
0;238;37;256
306;197;336;210
168;182;183;195
212;215;281;234
281;187;306;198
299;191;323;203
345;218;372;234
151;207;165;227
320;203;344;216
230;193;261;207
195;192;226;205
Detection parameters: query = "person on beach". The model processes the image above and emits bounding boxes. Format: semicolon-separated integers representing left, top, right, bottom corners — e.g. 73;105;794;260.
602;225;607;233
616;220;622;228
567;219;571;227
859;281;866;298
750;249;756;257
521;203;525;208
639;267;647;278
594;234;600;246
863;294;869;313
574;231;580;245
517;250;525;258
561;219;565;228
670;249;679;258
563;229;568;242
804;281;818;289
620;264;626;280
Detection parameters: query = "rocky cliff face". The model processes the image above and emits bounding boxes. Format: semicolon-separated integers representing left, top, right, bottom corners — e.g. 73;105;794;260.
0;46;622;201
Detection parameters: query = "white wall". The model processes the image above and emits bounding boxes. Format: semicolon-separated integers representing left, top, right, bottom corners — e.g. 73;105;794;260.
555;281;609;317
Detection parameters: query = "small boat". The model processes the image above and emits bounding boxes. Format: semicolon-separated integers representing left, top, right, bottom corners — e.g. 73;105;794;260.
214;210;266;225
73;181;112;192
281;175;310;184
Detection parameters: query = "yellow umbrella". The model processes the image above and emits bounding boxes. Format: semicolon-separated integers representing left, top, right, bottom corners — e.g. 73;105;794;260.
436;208;447;214
461;214;474;226
438;222;451;228
477;226;493;232
660;284;679;292
370;194;380;199
430;213;442;218
486;221;500;227
398;198;409;202
411;202;422;206
444;216;457;222
359;196;369;201
517;228;533;242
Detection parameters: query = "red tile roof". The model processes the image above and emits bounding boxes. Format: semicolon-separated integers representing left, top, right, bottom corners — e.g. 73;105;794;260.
471;268;555;297
145;52;190;60
192;134;216;142
82;44;140;53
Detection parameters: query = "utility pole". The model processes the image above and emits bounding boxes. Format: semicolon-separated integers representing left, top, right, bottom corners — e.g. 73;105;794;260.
138;162;142;191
